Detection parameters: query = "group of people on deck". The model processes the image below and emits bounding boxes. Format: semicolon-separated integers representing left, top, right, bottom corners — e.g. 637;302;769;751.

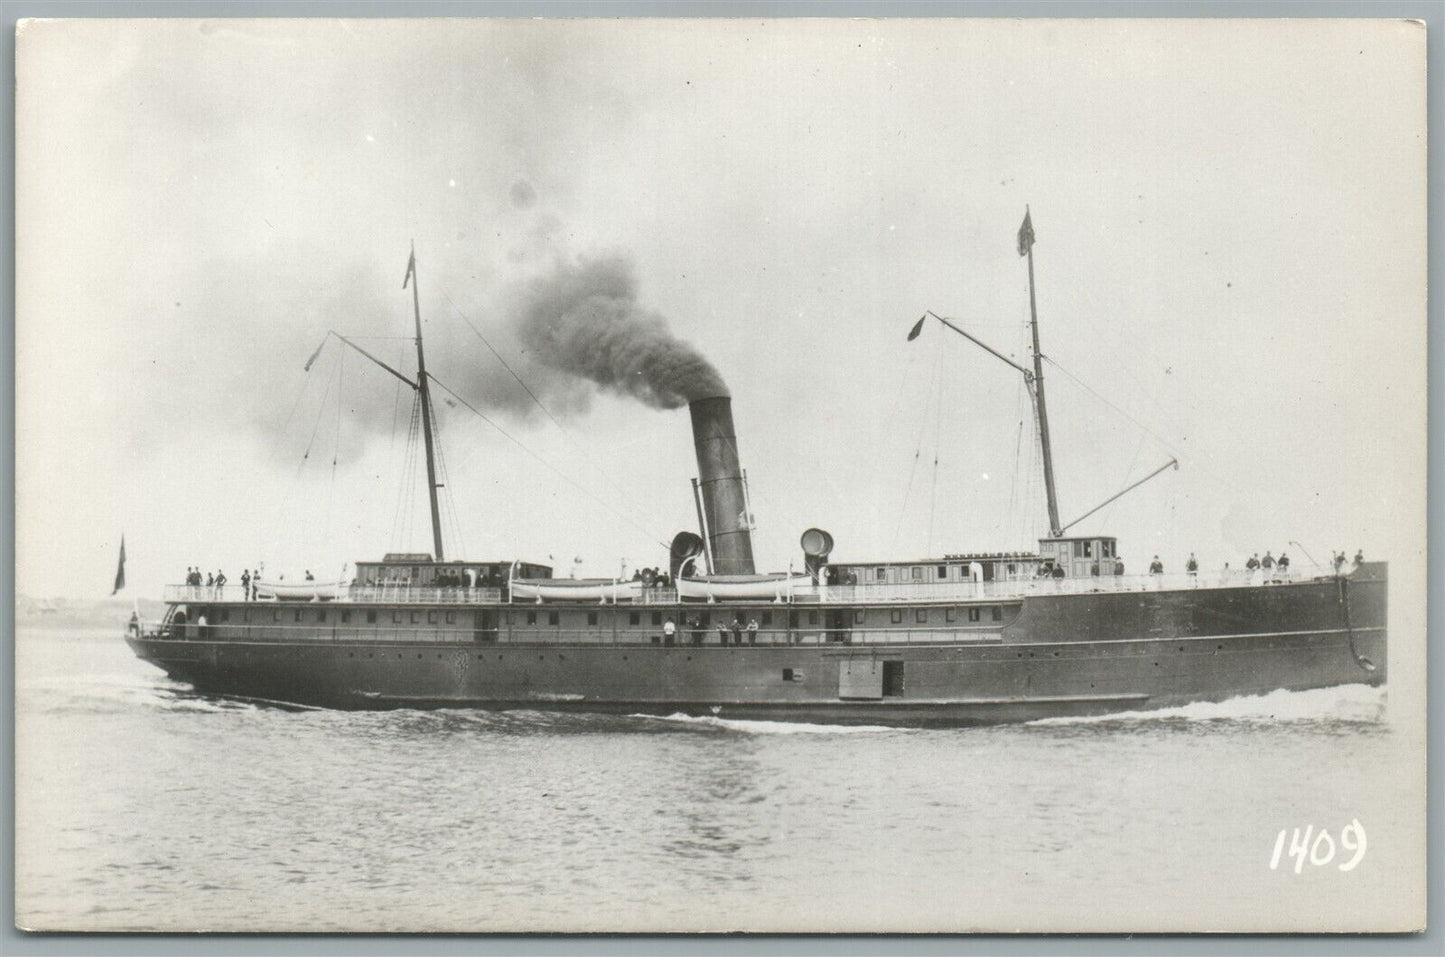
662;615;759;646
184;567;263;599
184;567;228;595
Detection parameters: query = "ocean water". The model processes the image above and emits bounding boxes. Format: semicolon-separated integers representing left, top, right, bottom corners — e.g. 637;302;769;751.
14;626;1424;933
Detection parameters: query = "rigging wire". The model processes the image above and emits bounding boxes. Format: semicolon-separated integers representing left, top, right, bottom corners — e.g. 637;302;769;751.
1042;355;1182;458
926;357;944;556
441;291;669;545
427;374;672;551
327;349;343;544
890;347;942;554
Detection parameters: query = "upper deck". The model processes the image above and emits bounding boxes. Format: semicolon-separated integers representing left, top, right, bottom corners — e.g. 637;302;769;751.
162;565;1339;607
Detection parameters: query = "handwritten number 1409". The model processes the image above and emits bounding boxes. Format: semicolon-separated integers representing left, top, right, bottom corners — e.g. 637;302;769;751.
1270;820;1366;873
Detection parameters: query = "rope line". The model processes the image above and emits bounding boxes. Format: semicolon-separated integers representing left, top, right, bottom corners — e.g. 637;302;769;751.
427;375;671;551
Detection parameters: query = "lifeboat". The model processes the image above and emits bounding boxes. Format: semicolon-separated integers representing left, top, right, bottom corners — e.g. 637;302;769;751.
675;573;815;601
509;579;645;603
254;579;345;602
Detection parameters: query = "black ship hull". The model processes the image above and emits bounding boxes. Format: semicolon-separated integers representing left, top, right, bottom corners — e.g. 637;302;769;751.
125;566;1386;727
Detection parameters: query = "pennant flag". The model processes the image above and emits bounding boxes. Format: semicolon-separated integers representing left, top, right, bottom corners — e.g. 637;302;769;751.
303;336;327;372
906;315;927;341
111;536;127;595
1017;207;1035;257
403;246;416;288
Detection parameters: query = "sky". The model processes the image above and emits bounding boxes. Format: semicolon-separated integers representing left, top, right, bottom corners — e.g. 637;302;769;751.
16;17;1426;600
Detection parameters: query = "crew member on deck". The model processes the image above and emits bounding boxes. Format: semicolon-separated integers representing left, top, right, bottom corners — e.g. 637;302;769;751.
730;617;743;645
1149;556;1163;575
215;570;227;594
1354;549;1364;565
1262;551;1275;573
663;617;676;646
1333;551;1346;573
1246;554;1260;573
241;570;251;600
690;617;703;645
1186;553;1198;576
716;622;729;645
1278;552;1290;575
747;618;759;644
1114;558;1125;576
305;570;315;581
1090;560;1100;577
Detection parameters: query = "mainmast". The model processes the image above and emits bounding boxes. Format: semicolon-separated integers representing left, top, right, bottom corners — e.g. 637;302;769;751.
404;243;446;562
1018;207;1062;537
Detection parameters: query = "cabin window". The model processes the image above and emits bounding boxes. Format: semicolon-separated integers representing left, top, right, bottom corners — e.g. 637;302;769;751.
295;610;303;623
807;611;818;625
316;609;326;623
788;611;799;628
1073;542;1084;558
876;567;886;581
427;611;437;624
587;612;598;626
548;611;559;626
392;611;402;623
937;565;948;579
410;611;420;624
946;607;958;623
1007;564;1016;576
651;612;662;626
992;606;1003;622
242;610;250;623
853;610;866;624
366;610;376;623
911;566;923;581
526;611;537;625
1084;542;1093;558
629;612;640;626
220;609;230;623
342;611;351;624
273;610;281;622
890;609;903;624
446;611;455;624
760;612;771;627
701;613;712;627
916;609;928;623
969;607;981;622
782;668;796;682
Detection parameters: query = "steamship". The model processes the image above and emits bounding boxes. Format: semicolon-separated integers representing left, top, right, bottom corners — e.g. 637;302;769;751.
125;224;1386;725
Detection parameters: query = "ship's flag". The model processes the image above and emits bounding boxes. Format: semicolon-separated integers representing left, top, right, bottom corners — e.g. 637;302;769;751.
303;336;327;372
112;536;126;595
906;315;927;341
403;246;416;289
1017;207;1035;257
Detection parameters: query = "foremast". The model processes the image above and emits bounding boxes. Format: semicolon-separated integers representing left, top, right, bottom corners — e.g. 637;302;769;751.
404;244;446;562
1018;207;1062;537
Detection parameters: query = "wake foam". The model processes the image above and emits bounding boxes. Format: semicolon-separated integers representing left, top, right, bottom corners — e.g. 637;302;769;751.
633;712;896;735
1028;684;1387;727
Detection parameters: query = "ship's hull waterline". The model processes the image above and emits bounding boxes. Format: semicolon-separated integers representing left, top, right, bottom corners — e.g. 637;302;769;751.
125;567;1386;727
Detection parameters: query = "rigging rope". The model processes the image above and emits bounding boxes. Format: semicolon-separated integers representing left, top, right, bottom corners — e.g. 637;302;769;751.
426;374;672;551
926;358;944;555
443;292;670;546
891;348;942;554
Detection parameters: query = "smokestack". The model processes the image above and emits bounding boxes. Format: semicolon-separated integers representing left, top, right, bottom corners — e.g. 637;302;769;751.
689;396;756;575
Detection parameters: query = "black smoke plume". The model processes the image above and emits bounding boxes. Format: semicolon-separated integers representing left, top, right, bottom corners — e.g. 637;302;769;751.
511;254;727;409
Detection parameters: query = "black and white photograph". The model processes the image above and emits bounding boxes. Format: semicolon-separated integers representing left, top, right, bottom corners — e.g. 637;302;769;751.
14;15;1427;933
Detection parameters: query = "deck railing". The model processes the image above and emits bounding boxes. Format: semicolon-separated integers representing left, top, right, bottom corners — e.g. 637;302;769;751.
159;565;1331;607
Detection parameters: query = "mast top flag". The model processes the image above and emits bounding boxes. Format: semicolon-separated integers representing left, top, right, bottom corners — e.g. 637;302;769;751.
112;535;126;595
1017;207;1035;258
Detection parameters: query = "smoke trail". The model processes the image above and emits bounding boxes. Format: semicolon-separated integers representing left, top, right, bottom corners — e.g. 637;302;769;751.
511;254;728;409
